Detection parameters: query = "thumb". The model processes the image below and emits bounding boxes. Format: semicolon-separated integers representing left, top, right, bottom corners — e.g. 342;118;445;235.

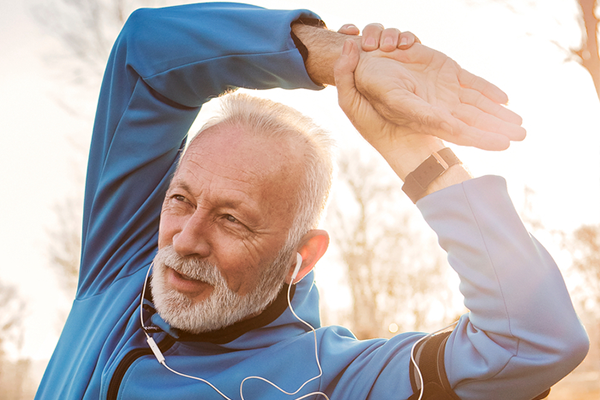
334;39;361;114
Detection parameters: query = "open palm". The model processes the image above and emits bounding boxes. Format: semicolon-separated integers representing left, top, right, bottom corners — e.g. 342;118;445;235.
354;43;525;151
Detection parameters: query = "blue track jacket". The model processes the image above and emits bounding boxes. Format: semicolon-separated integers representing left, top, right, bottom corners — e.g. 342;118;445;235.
35;3;589;400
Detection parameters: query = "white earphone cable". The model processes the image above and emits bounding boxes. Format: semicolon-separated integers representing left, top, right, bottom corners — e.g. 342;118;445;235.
239;281;329;400
140;256;329;400
410;320;458;400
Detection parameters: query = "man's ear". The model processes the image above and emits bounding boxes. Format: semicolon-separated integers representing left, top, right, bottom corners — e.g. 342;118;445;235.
285;229;329;284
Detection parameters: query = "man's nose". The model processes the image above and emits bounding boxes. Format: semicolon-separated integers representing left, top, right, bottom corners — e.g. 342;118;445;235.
172;210;211;258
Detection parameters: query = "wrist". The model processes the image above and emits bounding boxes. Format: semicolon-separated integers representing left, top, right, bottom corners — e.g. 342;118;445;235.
291;23;361;86
378;139;472;202
401;148;462;203
423;163;471;200
378;136;446;179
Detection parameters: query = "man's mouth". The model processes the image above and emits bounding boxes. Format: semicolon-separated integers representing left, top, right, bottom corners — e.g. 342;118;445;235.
174;270;199;281
166;266;213;298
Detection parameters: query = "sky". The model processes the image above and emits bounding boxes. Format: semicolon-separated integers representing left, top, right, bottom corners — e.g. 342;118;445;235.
1;0;599;380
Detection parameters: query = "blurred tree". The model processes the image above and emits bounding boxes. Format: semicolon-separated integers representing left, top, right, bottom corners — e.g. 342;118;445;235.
47;196;84;296
567;225;600;322
572;0;600;100
31;0;180;88
326;149;457;339
0;280;31;400
0;358;35;400
563;224;600;383
0;282;25;360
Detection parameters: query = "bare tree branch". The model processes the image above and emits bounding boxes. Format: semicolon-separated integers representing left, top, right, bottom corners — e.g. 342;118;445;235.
0;282;26;360
571;0;600;100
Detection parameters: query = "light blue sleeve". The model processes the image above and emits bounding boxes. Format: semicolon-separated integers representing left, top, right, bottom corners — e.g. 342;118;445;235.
78;2;323;298
418;175;589;400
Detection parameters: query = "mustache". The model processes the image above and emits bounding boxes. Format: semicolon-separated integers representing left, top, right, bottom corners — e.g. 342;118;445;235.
153;246;223;286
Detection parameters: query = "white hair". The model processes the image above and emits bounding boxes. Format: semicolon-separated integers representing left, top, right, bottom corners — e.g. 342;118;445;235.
189;92;335;249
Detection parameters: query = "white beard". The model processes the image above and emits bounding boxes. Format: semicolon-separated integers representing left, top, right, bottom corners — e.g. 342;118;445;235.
151;245;291;334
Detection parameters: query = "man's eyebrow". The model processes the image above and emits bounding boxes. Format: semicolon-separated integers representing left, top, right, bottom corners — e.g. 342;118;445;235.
167;178;192;193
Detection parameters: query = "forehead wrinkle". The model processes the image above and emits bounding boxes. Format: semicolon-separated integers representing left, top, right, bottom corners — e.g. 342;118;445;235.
180;128;304;225
185;152;264;184
185;155;262;186
183;161;263;211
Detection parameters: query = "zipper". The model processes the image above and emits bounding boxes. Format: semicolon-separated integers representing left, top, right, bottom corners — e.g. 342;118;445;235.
106;334;176;400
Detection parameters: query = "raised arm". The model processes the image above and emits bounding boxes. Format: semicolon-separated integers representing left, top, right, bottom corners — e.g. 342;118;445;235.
334;39;589;399
79;3;325;296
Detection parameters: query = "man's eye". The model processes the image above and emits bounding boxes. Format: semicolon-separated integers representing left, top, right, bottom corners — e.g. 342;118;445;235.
224;214;238;223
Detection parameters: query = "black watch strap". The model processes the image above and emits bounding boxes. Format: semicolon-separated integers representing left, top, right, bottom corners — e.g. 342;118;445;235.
402;148;461;204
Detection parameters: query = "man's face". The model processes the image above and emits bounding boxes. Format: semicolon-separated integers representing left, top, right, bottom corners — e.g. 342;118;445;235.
153;124;303;331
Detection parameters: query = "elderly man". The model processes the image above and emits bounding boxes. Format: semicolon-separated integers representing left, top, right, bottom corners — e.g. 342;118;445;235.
35;2;588;400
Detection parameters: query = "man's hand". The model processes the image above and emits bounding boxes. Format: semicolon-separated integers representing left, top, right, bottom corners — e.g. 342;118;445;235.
296;22;522;151
335;39;472;193
292;22;421;86
354;44;525;151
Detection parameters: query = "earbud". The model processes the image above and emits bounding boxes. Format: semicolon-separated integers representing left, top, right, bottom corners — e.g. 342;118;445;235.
291;253;302;281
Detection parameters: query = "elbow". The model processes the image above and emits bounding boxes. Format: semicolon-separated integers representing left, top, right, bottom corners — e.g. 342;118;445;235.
118;7;165;50
561;323;589;368
121;8;154;38
541;321;589;377
512;323;590;395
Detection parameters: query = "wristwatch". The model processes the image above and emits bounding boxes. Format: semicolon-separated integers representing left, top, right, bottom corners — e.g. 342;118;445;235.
402;148;461;203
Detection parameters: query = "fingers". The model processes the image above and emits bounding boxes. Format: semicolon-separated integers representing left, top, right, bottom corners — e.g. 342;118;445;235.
407;108;511;150
445;121;511;151
398;31;420;49
452;103;526;142
456;69;526;147
378;28;401;51
455;87;526;143
459;88;523;126
459;69;509;105
383;98;514;151
335;40;360;76
361;23;385;51
360;23;420;52
337;24;360;36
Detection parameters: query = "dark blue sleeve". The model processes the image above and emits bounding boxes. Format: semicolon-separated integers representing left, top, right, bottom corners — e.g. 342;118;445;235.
78;2;323;297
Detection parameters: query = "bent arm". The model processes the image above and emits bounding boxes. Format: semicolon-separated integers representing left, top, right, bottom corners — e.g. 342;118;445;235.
79;3;323;297
418;176;589;400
